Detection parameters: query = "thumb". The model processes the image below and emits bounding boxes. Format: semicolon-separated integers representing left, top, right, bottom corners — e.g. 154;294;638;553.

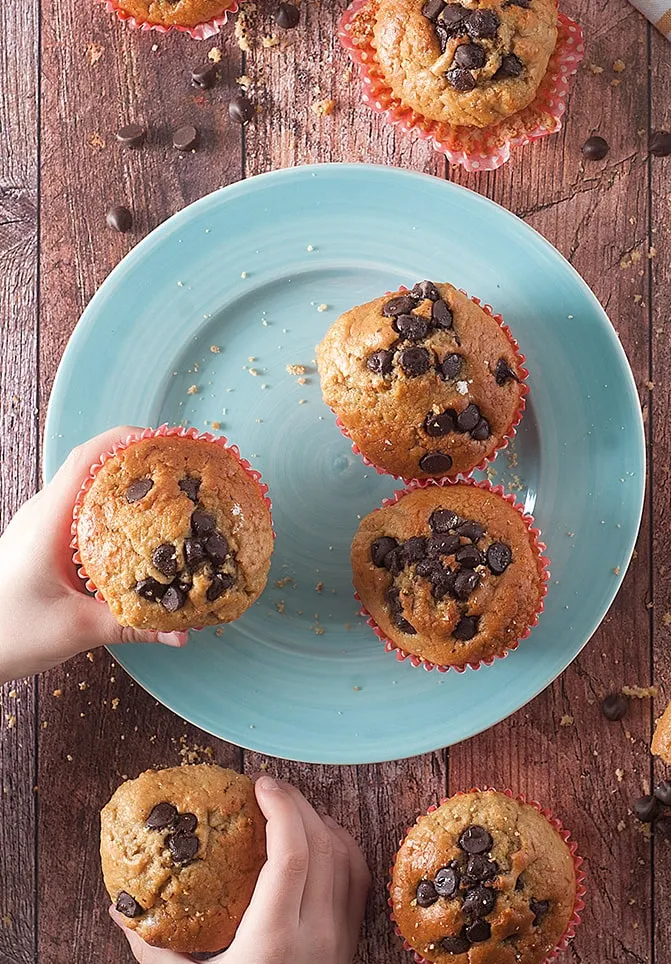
110;907;191;963
72;594;188;651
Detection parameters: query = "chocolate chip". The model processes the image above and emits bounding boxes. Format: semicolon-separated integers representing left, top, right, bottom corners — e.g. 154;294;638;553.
416;879;439;907
455;545;483;568
465;919;491;943
402;536;428;564
416;558;445;580
464;854;499;883
434;864;460;898
383;547;405;576
385;588;416;634
650;131;671;157
136;578;167;602
116;123;145;148
107;205;133;233
515;875;525;891
601;693;628;721
274;2;300;28
455;520;485;542
205;531;229;565
174;812;198;833
207;572;235;602
179;477;201;502
439;3;467;26
432;569;456;601
399;346;431;377
173;125;199;151
453;569;481;599
229;94;254;124
441;353;462;380
441;935;471;954
454;43;486;69
383;295;418;317
422;0;446;20
454;615;479;639
581;135;609;161
126;478;153;503
371;537;398;568
446;67;477;92
161;585;187;613
459;825;493;854
167;830;199;863
466;9;500;37
428;534;460;557
152;544;178;579
395;314;429;341
425;410;456;437
654;781;671;806
635;794;660;823
471;418;491;441
432;299;453;329
530;899;550;926
411;280;441;302
496;53;524;78
487;542;512;575
430;509;460;532
420;452;453;474
456;403;481;432
191;64;217;89
366;349;394;376
191;511;216;536
116;891;143;918
184;538;206;570
462;886;496;918
494;357;518;385
146;802;178;830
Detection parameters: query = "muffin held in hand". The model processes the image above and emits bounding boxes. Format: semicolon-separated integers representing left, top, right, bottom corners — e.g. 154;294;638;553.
101;765;266;955
316;281;525;480
372;0;558;128
391;790;579;964
351;483;544;669
74;430;273;632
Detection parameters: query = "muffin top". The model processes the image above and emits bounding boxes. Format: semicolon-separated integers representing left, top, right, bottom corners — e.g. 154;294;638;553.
75;434;273;632
114;0;233;27
351;484;542;667
371;0;558;128
100;765;266;954
391;790;577;964
316;282;524;481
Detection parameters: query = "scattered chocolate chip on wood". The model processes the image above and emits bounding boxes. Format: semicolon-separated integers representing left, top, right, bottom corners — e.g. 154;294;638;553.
229;94;255;125
191;64;218;90
274;2;300;28
581;135;609;161
106;205;133;233
116;123;145;148
173;125;199;151
602;692;628;721
650;130;671;158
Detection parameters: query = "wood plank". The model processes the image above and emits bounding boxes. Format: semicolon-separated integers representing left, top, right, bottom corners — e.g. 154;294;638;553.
0;0;39;957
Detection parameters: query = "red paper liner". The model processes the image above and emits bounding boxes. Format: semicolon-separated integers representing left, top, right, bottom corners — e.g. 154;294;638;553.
338;1;584;171
355;476;549;673
389;788;586;964
335;288;529;484
97;0;242;39
70;424;273;610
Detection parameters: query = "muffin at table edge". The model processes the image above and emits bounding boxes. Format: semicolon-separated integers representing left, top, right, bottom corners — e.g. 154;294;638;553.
75;433;273;632
111;0;236;28
370;0;559;129
351;484;543;667
101;764;266;954
316;281;524;481
391;790;578;964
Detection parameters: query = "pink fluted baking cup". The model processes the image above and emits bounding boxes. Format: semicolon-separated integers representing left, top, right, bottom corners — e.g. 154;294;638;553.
355;476;550;673
97;0;242;39
334;288;529;484
70;424;273;607
389;788;586;964
338;1;584;172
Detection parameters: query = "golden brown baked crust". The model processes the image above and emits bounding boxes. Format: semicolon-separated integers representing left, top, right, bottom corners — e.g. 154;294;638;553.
351;485;542;666
316;282;523;480
652;701;671;764
76;435;273;631
114;0;232;27
372;0;558;128
391;791;576;964
100;765;266;954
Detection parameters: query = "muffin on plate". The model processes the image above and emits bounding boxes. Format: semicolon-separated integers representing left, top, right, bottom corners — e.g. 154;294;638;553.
316;281;525;481
390;789;581;964
101;765;266;955
73;427;273;632
351;482;546;669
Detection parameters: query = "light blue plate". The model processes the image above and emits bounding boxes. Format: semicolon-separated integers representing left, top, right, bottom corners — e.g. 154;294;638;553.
44;164;645;764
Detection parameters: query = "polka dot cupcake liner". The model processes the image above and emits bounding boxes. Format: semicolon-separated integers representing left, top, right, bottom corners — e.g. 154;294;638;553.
338;1;584;172
388;788;586;964
334;287;529;485
355;476;550;674
70;424;273;611
96;0;242;39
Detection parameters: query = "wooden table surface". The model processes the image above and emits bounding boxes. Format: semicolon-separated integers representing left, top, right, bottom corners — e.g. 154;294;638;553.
1;0;670;961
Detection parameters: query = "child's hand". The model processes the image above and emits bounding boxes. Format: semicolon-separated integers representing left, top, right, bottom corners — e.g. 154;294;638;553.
113;776;371;964
0;427;186;685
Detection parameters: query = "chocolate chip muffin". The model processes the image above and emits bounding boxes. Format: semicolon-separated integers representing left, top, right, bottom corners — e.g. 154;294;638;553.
316;281;524;481
351;483;544;668
391;790;578;963
74;431;273;632
369;0;558;129
112;0;235;28
101;765;266;955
